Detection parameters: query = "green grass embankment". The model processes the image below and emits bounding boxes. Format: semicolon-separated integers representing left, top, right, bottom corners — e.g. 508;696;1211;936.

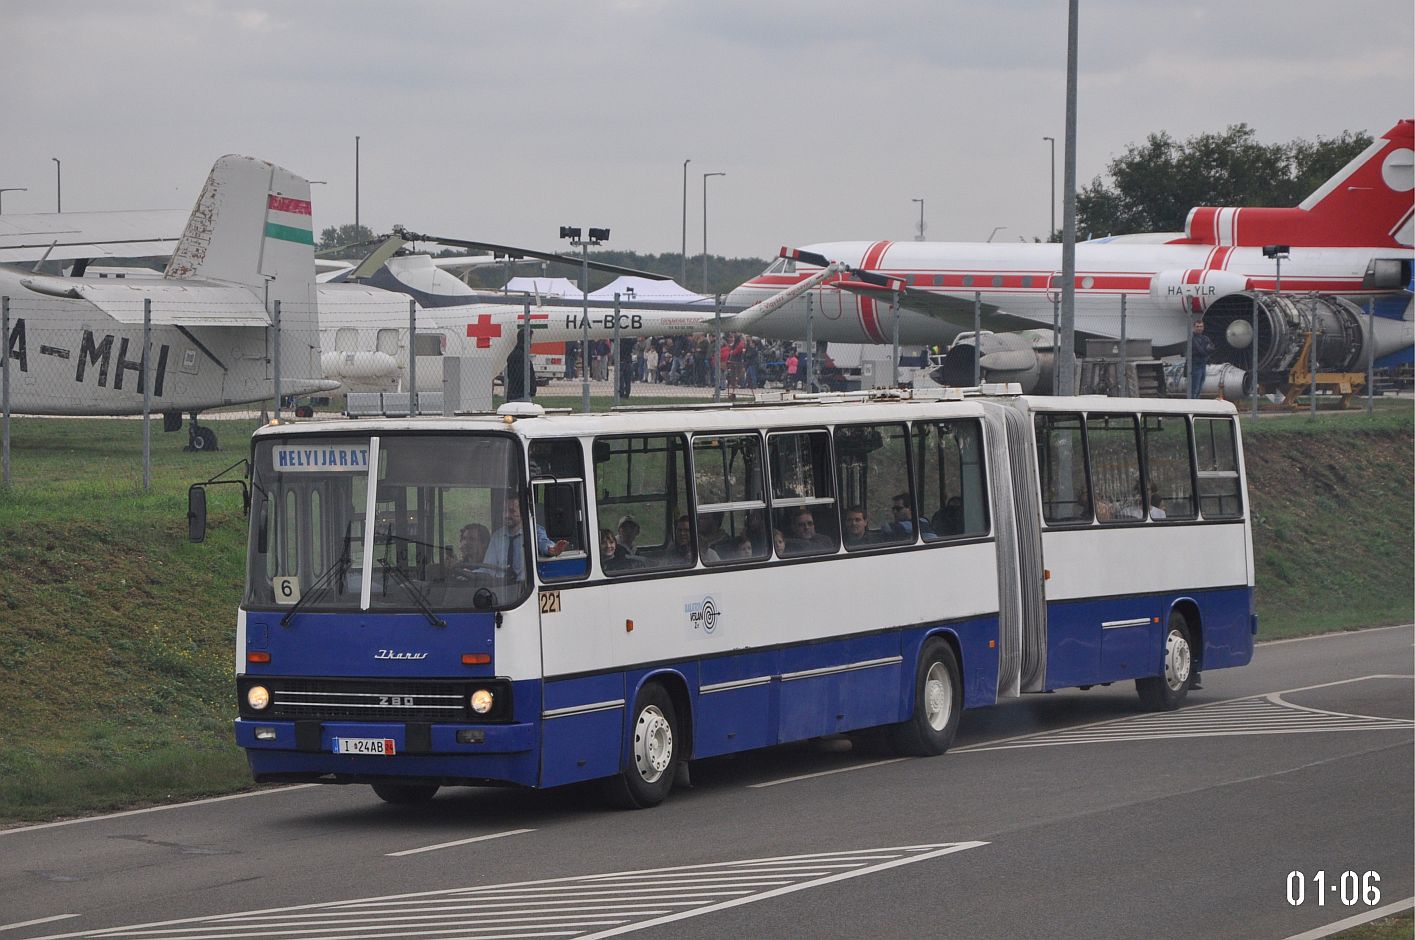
0;402;1410;824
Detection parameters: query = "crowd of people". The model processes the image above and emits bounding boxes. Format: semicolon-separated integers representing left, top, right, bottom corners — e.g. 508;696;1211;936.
560;334;827;392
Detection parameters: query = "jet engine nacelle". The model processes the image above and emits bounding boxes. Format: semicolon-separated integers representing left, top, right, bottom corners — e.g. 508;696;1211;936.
1203;291;1367;377
935;331;1054;393
1149;269;1251;315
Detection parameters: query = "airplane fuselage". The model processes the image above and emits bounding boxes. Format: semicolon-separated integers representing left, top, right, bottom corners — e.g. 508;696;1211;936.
727;240;1405;353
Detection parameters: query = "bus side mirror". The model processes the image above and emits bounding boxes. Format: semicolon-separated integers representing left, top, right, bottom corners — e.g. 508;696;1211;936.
188;485;208;543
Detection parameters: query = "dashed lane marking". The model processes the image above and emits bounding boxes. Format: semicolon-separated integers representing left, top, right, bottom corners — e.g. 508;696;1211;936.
386;827;535;857
955;675;1415;754
23;843;987;940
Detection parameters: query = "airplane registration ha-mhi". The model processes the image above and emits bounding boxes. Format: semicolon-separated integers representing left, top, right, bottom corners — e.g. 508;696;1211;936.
0;155;334;450
728;119;1415;393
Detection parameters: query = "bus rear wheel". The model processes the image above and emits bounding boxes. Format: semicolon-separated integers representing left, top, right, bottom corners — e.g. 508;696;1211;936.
1136;612;1193;711
603;683;678;809
889;638;962;757
371;782;439;805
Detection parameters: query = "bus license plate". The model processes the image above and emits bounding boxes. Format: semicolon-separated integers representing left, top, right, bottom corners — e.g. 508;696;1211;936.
333;737;396;756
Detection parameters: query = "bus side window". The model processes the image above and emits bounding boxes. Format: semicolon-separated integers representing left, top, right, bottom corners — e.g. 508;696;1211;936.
835;422;914;547
692;433;769;566
1086;414;1143;523
769;430;838;557
1142;414;1196;520
530;439;590;582
1194;417;1243;519
1035;413;1092;525
916;419;989;540
593;433;692;574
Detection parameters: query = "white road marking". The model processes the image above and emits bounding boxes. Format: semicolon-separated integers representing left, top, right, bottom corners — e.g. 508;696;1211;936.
0;916;79;933
0;786;318;836
386;827;535;857
1281;895;1414;940
22;844;987;940
1258;623;1412;646
747;757;910;788
955;675;1414;753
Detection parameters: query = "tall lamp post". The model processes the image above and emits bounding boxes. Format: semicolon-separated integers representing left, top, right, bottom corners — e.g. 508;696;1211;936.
560;225;609;413
1043;136;1055;239
51;158;61;213
702;171;725;293
912;198;925;241
354;136;361;230
0;187;26;214
681;158;691;284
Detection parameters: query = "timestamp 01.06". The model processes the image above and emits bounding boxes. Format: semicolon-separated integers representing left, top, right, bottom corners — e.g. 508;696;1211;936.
1286;871;1381;907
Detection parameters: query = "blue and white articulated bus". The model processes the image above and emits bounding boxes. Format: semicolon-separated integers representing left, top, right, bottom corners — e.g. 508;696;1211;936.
196;387;1255;807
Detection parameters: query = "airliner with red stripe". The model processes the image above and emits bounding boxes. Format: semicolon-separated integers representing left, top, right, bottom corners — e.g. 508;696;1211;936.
728;120;1413;362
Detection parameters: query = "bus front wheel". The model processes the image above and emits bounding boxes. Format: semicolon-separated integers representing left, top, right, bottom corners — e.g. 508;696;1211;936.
889;638;962;757
604;683;678;809
1136;613;1193;711
371;782;439;805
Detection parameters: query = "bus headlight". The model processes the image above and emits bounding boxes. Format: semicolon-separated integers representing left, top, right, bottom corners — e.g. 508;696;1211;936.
469;689;495;714
246;685;271;711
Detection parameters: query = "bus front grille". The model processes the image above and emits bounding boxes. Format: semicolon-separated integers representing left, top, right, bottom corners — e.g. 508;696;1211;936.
246;679;470;721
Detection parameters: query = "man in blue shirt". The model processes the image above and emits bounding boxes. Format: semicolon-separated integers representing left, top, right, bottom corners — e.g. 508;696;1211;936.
486;499;564;578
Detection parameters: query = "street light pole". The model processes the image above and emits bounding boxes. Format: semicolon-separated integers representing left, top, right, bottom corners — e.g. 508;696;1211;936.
912;198;925;241
702;171;725;293
561;226;609;413
987;226;1007;243
1043;136;1055;239
51;158;61;213
0;188;26;214
354;136;361;230
681;158;691;284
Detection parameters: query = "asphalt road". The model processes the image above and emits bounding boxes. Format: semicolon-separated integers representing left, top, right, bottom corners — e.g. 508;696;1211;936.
2;625;1410;940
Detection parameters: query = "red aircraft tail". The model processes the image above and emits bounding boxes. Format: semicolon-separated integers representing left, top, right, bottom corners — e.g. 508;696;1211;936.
1180;120;1414;249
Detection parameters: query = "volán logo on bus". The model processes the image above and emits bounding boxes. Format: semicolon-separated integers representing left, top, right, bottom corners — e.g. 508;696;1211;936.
684;596;722;635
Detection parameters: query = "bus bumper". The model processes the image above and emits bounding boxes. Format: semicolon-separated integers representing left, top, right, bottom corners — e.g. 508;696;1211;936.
235;718;540;788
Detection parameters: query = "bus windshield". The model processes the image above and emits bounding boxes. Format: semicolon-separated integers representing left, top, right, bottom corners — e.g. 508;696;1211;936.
246;433;527;612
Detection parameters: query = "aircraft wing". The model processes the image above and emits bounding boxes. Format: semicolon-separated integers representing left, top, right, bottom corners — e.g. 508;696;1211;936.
835;280;1112;342
19;275;271;326
0;209;187;263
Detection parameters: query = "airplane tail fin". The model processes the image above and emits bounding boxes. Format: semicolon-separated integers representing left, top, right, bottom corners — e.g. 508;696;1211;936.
165;154;318;316
1182;120;1414;249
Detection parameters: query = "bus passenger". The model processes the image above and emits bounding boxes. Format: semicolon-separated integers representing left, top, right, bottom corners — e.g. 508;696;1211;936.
487;500;564;577
886;493;932;538
842;506;876;547
785;507;835;555
1148;482;1167;520
772;528;786;556
459;523;491;564
600;528;631;570
616;515;641;554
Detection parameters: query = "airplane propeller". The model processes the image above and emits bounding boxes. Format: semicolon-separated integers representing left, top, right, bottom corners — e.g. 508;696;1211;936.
779;246;906;292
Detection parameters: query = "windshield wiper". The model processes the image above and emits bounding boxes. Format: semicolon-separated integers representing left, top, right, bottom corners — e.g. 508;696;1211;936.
280;541;351;626
379;559;447;627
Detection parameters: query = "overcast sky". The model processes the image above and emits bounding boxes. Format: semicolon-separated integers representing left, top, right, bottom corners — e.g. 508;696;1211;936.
5;1;1412;264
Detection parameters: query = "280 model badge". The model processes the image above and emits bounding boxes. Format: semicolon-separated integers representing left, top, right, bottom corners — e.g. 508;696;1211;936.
374;649;429;660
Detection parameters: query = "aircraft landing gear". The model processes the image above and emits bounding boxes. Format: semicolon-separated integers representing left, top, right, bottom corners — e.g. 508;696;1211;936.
183;412;219;452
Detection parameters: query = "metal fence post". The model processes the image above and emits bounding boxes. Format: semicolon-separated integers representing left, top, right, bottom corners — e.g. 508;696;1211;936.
612;292;622;408
889;285;901;386
1119;293;1128;396
2;296;9;487
805;292;814;392
713;295;723;402
522;300;533;403
272;299;282;421
973;292;982;387
580;303;590;413
408;298;418;416
1366;298;1375;416
143;298;152;491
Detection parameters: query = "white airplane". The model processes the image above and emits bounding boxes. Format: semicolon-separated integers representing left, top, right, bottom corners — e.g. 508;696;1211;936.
0;155;335;450
727;119;1415;392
